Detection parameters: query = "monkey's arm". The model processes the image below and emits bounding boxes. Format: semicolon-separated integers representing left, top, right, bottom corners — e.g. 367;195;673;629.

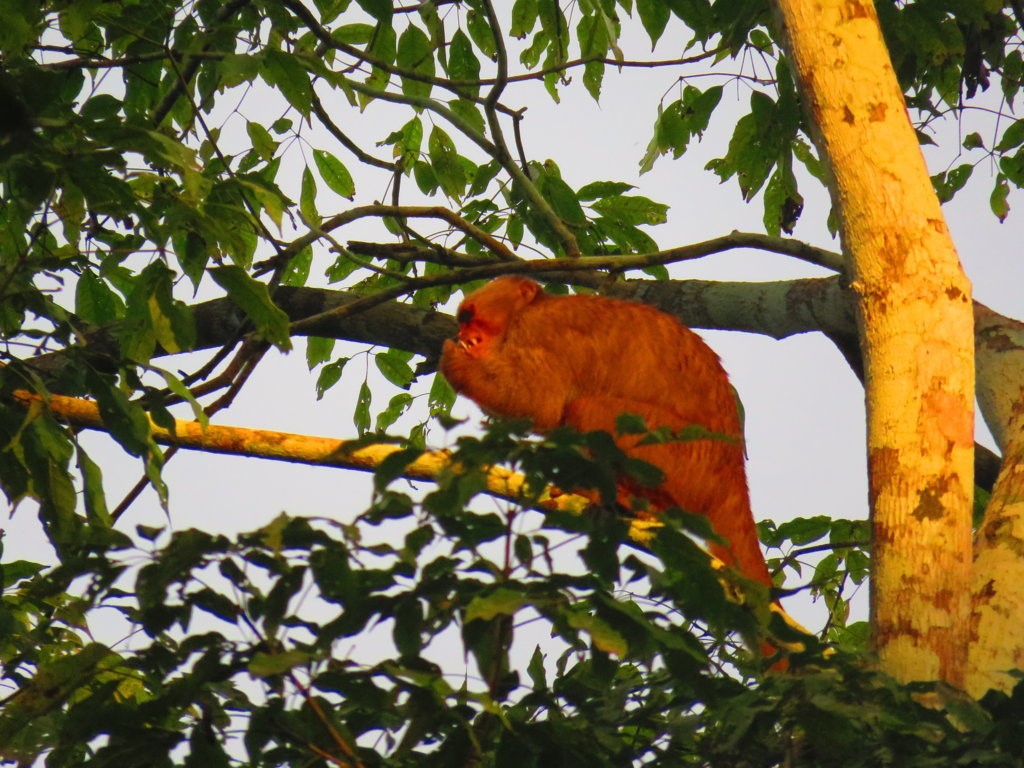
441;338;570;430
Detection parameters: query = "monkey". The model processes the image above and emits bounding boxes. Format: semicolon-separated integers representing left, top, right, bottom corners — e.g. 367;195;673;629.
439;275;772;590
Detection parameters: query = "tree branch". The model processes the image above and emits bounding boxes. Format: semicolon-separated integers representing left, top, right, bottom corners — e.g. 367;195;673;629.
310;90;397;171
10;390;590;519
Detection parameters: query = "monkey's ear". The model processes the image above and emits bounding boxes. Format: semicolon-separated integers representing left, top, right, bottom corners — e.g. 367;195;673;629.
516;277;541;303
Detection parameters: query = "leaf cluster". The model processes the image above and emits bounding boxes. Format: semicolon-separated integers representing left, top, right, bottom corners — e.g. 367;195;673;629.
0;420;1022;766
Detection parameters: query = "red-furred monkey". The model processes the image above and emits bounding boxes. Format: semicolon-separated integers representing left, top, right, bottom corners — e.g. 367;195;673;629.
439;275;773;591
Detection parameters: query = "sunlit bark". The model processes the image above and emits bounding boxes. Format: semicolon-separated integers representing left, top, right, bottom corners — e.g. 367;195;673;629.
774;0;974;685
969;306;1024;694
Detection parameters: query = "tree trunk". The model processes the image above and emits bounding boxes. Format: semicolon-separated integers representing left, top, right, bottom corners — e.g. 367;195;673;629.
968;306;1024;695
773;0;974;686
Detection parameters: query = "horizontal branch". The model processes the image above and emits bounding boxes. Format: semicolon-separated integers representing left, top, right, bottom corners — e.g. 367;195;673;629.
23;278;853;387
261;203;842;282
14;390;588;519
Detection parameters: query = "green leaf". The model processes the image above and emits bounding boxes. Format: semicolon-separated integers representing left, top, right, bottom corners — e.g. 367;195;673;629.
312;149;356;199
447;30;481;96
191;587;242;622
326;250;361;283
567;609;628;656
963;132;984;150
156;368;209;428
708;105;778;200
354;380;372;434
466;8;497;60
393;598;424;656
334;23;375;45
777;515;832;545
376;392;413;431
637;0;670;45
281;246;312;287
583;59;604;101
428;126;466;199
85;370;151;457
467;160;499;198
299;166;320;224
511;0;538;38
76;446;110;526
210;266;292;349
506;213;524;247
449;98;485;136
526;646;547;688
75;271;123;325
397;116;423;169
996;119;1024;152
465;587;528;621
577;180;634;201
262;49;313;116
991;176;1010;222
520;28;547;69
413;159;438;194
933;163;973;204
0;0;42;57
306;336;336;368
245;121;276;161
540;175;587;227
397;24;434;100
999;149;1024;187
119;262;195;362
429;370;456;416
0;643;114;748
763;164;803;236
375;349;415;389
355;0;392;22
748;27;773;53
174;230;209;290
315;357;348;399
361;21;397;104
249;650;312;677
590;195;668;226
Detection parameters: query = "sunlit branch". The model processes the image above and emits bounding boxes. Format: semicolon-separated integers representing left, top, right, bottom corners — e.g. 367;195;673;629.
12;390;590;519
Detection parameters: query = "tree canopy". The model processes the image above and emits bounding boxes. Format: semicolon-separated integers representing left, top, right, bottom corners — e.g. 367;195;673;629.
2;0;1024;765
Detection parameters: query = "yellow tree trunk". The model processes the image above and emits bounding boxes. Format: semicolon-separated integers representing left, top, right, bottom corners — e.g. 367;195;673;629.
774;0;974;685
968;307;1024;695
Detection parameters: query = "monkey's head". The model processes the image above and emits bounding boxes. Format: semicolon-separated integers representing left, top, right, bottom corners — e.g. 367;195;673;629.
453;276;542;357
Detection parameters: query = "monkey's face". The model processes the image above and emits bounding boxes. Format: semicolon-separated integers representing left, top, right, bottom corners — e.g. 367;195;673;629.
451;276;541;357
453;304;497;358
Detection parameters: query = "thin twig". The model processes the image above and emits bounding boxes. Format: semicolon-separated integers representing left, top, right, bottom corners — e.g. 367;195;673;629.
150;0;253;127
310;91;397;171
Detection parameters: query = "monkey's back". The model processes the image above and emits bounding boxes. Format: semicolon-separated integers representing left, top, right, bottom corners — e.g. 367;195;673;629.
511;293;742;435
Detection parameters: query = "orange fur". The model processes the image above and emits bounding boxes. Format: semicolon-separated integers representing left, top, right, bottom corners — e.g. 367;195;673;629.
440;276;771;589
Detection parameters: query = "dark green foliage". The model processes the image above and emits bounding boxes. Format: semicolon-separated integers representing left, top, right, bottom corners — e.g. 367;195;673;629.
0;420;1020;765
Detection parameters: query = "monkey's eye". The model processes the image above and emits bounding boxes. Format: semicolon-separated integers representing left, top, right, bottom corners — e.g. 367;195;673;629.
457;306;474;324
